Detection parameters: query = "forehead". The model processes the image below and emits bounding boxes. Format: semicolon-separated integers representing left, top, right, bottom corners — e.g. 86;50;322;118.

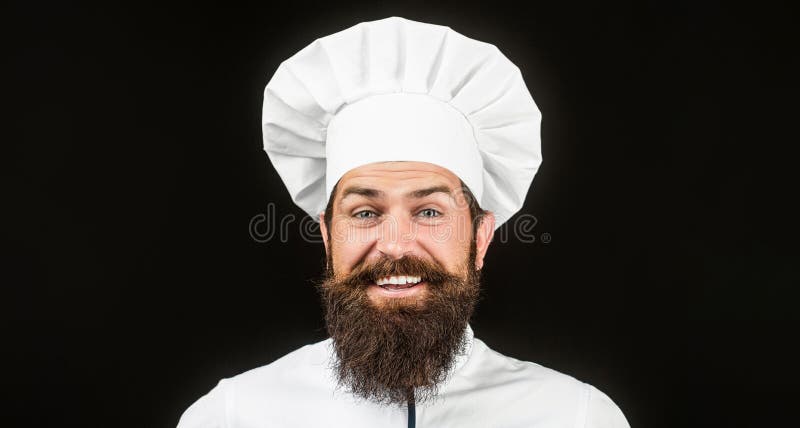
336;161;463;194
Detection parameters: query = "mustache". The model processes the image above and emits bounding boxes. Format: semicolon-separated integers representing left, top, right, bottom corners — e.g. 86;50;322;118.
334;255;464;289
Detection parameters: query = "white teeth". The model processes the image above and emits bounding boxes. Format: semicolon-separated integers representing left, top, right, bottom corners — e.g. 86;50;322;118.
376;275;422;286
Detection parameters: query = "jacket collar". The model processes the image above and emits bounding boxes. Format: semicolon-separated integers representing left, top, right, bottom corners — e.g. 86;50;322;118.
448;323;475;380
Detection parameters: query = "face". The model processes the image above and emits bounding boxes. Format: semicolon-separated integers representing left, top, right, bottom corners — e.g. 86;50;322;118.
317;161;495;405
320;161;495;306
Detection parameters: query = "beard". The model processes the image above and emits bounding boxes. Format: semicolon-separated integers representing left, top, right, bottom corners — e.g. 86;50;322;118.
317;242;481;407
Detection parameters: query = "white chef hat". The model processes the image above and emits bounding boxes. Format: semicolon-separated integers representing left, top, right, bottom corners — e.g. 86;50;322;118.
262;16;542;230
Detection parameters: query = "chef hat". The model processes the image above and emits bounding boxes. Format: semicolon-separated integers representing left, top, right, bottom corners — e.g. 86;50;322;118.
262;16;542;229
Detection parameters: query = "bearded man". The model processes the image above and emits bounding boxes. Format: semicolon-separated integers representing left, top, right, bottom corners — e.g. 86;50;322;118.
177;17;629;428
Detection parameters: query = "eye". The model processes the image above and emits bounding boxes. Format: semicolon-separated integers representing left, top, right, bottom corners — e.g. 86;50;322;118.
353;210;378;219
417;208;441;218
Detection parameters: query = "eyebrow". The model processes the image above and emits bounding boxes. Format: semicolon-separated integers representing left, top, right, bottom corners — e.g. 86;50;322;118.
406;185;452;199
340;186;385;201
339;185;453;204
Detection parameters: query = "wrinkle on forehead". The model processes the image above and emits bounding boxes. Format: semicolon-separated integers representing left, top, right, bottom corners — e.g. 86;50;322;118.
330;161;468;216
338;161;462;187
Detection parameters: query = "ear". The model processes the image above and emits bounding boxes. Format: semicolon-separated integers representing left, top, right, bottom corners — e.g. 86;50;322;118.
319;212;329;257
474;212;495;270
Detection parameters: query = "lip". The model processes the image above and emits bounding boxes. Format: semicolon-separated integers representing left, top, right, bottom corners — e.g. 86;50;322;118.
367;281;428;299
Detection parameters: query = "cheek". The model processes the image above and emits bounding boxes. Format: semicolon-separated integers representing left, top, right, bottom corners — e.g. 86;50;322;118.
331;237;373;274
416;231;472;272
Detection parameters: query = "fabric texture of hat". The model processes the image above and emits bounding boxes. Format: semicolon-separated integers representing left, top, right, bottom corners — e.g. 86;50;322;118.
262;16;542;229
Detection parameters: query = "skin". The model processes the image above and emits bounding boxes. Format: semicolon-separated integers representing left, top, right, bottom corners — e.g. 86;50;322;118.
319;161;496;307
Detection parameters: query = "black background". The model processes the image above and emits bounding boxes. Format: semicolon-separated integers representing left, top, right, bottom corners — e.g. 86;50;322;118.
8;1;798;427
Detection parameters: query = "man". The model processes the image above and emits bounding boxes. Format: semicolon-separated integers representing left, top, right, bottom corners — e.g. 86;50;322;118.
178;17;630;427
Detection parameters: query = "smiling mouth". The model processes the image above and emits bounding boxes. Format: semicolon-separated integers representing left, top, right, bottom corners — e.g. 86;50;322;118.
375;275;424;290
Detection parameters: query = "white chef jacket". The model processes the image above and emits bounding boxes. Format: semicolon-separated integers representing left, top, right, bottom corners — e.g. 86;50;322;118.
177;325;630;427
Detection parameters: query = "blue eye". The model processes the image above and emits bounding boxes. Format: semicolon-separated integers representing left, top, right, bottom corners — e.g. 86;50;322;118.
418;208;441;218
354;210;377;219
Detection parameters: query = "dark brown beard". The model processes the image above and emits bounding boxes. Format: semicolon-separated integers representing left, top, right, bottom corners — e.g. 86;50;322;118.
318;243;481;406
319;242;480;405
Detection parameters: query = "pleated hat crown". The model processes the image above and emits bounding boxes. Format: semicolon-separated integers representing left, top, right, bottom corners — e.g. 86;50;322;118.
263;16;542;229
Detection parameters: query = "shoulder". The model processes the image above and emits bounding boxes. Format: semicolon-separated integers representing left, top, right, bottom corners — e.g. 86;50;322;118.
583;383;631;428
465;337;630;428
230;338;332;390
176;378;231;428
176;339;333;428
464;337;585;396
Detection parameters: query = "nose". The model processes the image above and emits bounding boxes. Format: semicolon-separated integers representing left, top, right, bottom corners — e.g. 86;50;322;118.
375;213;416;260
